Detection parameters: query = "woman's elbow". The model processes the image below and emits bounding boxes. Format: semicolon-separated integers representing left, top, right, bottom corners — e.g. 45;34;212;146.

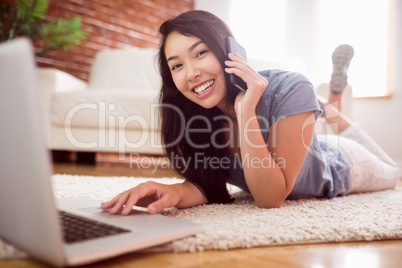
252;185;290;209
255;199;284;209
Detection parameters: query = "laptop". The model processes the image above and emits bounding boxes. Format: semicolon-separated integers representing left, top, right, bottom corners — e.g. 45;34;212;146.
0;38;203;267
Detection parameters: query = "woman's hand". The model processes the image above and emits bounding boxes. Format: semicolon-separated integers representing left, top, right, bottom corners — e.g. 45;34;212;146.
101;180;207;215
225;53;268;114
101;181;181;215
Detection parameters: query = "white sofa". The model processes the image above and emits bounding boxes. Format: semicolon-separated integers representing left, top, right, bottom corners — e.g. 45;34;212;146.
39;48;164;156
39;48;315;157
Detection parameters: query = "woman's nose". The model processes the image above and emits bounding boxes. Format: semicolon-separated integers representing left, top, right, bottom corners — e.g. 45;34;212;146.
186;64;201;81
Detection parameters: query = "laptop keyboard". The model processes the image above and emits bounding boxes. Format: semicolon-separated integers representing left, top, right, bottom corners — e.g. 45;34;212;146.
59;211;131;244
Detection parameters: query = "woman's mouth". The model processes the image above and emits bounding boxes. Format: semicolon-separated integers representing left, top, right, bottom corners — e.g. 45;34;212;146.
193;80;215;95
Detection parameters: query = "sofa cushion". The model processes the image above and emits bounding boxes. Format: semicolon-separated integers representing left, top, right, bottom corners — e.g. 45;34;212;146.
51;89;161;131
88;48;161;91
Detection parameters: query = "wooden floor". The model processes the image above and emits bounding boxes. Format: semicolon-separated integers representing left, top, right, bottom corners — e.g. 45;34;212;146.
1;153;401;268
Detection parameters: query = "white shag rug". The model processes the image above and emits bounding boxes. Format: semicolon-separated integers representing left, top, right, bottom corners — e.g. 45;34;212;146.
1;174;402;259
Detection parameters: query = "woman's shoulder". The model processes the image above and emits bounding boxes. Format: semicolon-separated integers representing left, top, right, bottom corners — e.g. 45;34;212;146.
258;69;311;85
257;69;320;125
258;69;313;98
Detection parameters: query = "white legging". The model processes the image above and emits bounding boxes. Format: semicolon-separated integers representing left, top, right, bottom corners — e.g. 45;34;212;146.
320;124;401;193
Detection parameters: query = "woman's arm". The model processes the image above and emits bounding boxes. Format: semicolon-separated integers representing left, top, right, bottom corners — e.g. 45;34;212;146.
237;109;315;208
225;53;316;208
101;180;208;215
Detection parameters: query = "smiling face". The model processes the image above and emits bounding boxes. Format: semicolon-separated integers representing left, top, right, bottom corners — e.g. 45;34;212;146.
164;31;228;110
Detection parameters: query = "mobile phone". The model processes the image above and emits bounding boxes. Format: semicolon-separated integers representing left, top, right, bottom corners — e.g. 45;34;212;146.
226;36;248;91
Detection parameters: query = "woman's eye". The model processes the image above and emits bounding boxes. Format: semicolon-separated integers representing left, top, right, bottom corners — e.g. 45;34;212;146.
197;50;208;57
171;63;182;71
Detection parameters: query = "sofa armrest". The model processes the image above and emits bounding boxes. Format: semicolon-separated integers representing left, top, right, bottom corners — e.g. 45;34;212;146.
37;68;88;145
37;67;87;93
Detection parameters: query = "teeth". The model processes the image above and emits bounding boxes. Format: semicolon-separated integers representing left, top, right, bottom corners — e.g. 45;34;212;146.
194;80;214;94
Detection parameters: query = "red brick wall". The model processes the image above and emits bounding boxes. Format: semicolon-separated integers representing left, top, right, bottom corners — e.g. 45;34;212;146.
35;0;194;81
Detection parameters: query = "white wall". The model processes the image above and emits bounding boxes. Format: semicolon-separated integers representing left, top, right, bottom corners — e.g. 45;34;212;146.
352;0;402;165
195;0;402;165
195;0;231;23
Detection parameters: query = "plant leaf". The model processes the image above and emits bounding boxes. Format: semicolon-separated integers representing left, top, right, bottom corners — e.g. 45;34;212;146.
16;0;49;23
41;17;88;50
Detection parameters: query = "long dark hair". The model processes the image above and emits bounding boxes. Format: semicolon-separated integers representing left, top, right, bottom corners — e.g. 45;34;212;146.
158;10;240;203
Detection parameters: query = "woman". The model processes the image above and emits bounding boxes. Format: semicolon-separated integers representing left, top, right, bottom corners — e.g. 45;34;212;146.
101;10;400;215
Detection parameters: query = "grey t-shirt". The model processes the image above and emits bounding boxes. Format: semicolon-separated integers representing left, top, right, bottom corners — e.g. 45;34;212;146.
227;69;350;199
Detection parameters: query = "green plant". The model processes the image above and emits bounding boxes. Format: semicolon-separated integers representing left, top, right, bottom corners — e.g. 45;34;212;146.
0;0;88;56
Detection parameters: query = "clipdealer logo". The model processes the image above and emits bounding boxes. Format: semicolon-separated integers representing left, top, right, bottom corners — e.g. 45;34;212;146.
63;101;164;152
62;100;339;166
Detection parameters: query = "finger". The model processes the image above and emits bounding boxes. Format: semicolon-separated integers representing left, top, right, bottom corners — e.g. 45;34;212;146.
121;182;160;215
147;195;172;214
109;192;130;214
226;54;245;67
225;57;248;75
234;52;245;60
227;53;264;80
226;59;261;83
227;53;250;71
228;52;245;62
121;190;150;215
225;66;253;85
100;193;123;210
225;62;268;91
100;202;113;210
